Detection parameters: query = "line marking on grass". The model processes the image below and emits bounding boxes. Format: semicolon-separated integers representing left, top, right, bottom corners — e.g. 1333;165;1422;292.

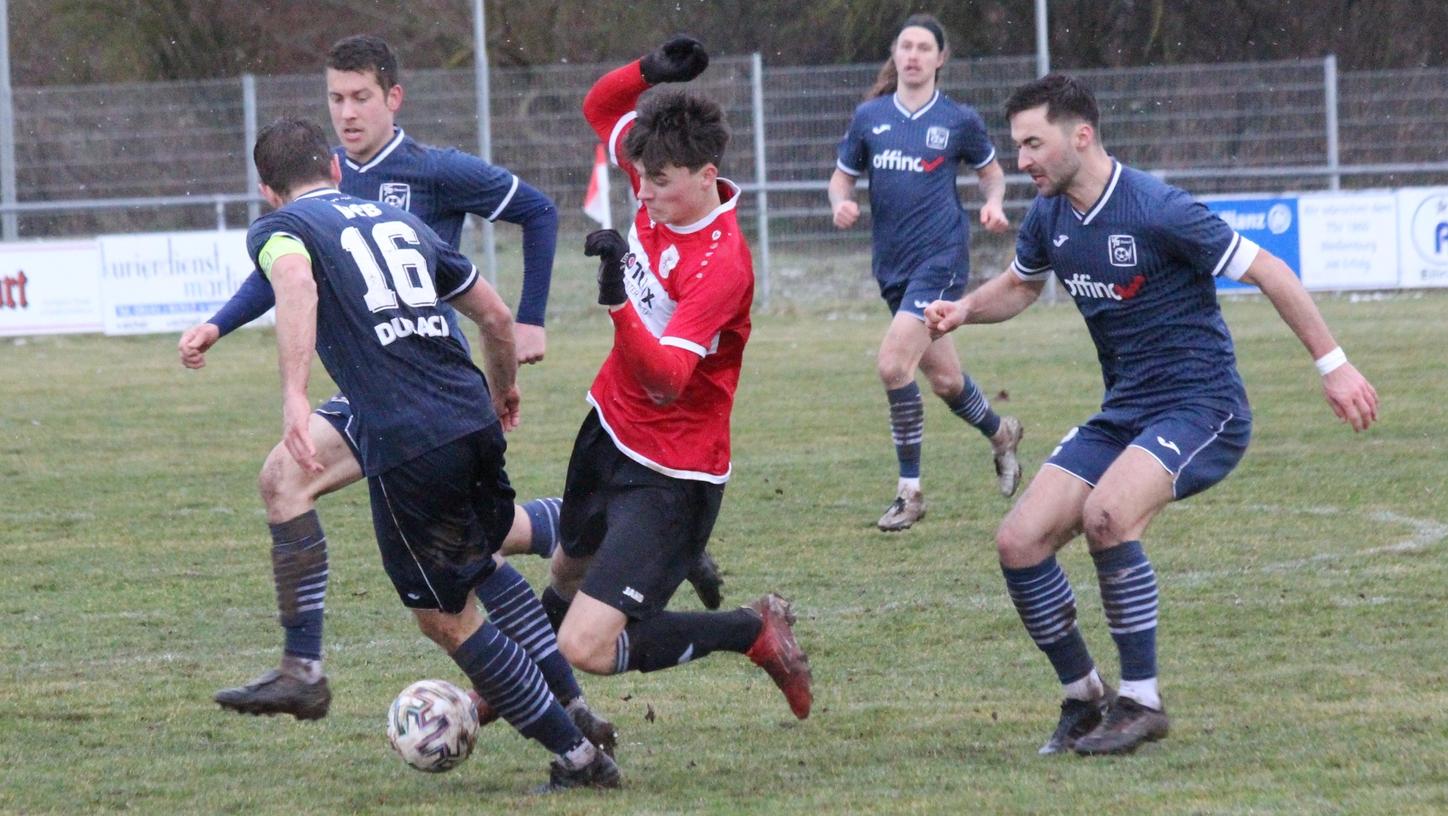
1172;505;1448;586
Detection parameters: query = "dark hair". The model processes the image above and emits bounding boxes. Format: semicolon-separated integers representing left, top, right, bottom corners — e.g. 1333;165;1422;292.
254;117;333;195
1004;73;1100;129
327;34;400;92
866;13;948;99
622;89;729;174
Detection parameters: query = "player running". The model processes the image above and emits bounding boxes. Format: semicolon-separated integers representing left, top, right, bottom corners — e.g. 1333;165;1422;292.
829;13;1023;532
246;117;618;791
536;36;813;725
926;73;1378;755
185;36;614;749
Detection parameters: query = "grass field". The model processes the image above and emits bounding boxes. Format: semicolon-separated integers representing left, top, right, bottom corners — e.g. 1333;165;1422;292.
3;288;1446;814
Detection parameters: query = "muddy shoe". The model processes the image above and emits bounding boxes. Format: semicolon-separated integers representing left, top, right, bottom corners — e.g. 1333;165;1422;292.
214;669;331;721
686;549;725;610
1039;686;1115;755
1073;696;1170;756
566;698;619;757
535;749;621;793
744;593;813;719
877;488;925;531
991;416;1024;497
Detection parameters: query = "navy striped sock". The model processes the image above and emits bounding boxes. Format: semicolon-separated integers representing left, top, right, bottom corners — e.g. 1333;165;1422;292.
1093;541;1159;681
476;563;582;704
945;374;1001;438
451;624;583;756
886;382;924;479
269;510;327;661
1002;556;1095;684
521;497;562;558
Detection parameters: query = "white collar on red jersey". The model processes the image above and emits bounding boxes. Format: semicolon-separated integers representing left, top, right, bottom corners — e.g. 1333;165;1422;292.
664;178;742;235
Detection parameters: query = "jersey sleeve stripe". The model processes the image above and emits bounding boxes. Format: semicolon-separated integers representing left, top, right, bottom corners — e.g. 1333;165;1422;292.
1011;257;1053;279
970;147;997;170
1213;233;1260;280
485;175;519;222
835;158;862;177
438;264;480;301
607;112;638;168
660;336;708;357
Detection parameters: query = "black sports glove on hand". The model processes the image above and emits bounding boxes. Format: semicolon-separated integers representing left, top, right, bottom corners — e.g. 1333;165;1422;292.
584;229;628;307
639;36;709;84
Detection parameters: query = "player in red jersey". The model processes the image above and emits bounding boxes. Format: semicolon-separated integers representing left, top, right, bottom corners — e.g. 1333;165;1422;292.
535;37;812;721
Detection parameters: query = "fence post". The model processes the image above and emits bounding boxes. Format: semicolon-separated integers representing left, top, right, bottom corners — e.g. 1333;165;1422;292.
242;73;259;224
1324;54;1340;191
0;0;17;240
750;53;771;308
473;0;497;285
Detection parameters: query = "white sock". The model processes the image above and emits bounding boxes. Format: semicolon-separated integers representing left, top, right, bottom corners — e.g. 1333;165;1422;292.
1062;668;1106;701
897;477;921;494
280;655;323;684
1118;678;1161;710
560;738;597;770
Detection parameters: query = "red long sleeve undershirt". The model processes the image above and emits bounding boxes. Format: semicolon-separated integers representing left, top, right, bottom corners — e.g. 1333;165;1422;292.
608;301;699;404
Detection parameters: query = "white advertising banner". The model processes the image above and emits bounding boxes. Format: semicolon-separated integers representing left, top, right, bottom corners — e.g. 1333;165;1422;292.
1296;192;1400;291
98;230;265;335
0;240;104;336
1395;187;1448;288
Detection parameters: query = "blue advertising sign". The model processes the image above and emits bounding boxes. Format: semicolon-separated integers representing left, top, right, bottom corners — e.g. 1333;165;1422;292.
1205;196;1300;291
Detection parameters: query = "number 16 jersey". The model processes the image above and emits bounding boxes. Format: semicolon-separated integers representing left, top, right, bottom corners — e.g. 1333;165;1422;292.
245;187;494;476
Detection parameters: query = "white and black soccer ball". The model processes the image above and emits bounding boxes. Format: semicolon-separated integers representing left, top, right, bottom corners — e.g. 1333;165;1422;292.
386;679;480;773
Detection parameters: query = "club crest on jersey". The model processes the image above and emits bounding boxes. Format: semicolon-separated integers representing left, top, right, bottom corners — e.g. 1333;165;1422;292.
658;244;680;279
925;126;949;150
379;182;411;210
1108;234;1138;267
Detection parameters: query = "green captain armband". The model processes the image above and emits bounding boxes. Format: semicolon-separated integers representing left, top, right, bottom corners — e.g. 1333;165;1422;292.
258;233;309;279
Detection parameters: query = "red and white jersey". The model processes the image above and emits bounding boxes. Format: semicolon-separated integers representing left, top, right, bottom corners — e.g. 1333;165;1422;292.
583;62;754;483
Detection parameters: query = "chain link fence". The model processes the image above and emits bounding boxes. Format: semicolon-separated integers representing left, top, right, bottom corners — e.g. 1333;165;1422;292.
6;55;1447;306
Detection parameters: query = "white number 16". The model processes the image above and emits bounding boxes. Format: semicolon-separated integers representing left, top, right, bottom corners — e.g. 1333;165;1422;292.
339;221;436;312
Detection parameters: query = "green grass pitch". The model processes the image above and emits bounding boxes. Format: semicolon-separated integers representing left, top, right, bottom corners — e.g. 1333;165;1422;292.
2;290;1445;814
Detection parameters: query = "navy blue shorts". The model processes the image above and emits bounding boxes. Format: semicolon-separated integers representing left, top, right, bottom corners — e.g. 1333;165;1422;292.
367;424;516;614
878;249;968;319
560;411;724;620
1044;405;1252;500
314;394;361;459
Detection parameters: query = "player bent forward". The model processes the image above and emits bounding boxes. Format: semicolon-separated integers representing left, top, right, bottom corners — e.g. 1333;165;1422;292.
247;117;617;790
536;38;813;724
926;74;1378;756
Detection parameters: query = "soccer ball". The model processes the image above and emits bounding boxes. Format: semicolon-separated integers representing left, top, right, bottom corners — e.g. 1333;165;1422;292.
386;679;480;773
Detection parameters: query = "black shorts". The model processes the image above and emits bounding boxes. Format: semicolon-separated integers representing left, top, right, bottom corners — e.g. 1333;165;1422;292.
314;394;362;460
367;424;516;614
561;410;724;620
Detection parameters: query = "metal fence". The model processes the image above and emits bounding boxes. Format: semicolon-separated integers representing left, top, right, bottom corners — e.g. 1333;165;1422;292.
3;55;1447;302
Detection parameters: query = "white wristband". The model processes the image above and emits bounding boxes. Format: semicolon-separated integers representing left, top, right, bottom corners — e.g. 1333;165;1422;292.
1314;346;1347;376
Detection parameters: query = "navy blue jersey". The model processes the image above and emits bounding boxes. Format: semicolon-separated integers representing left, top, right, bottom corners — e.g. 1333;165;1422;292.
1013;161;1259;415
339;128;517;249
836;91;997;281
245;187;494;475
338;128;555;327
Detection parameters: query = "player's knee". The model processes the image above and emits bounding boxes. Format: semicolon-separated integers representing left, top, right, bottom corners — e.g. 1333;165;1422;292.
257;448;289;508
876;355;912;388
556;624;615;675
413;612;468;653
926;370;960;400
1080;499;1125;547
995;520;1035;565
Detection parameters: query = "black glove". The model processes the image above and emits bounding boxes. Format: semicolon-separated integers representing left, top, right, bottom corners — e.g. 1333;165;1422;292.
639;36;709;85
584;229;628;306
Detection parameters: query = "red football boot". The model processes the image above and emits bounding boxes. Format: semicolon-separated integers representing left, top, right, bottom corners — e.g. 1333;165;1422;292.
744;593;813;719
